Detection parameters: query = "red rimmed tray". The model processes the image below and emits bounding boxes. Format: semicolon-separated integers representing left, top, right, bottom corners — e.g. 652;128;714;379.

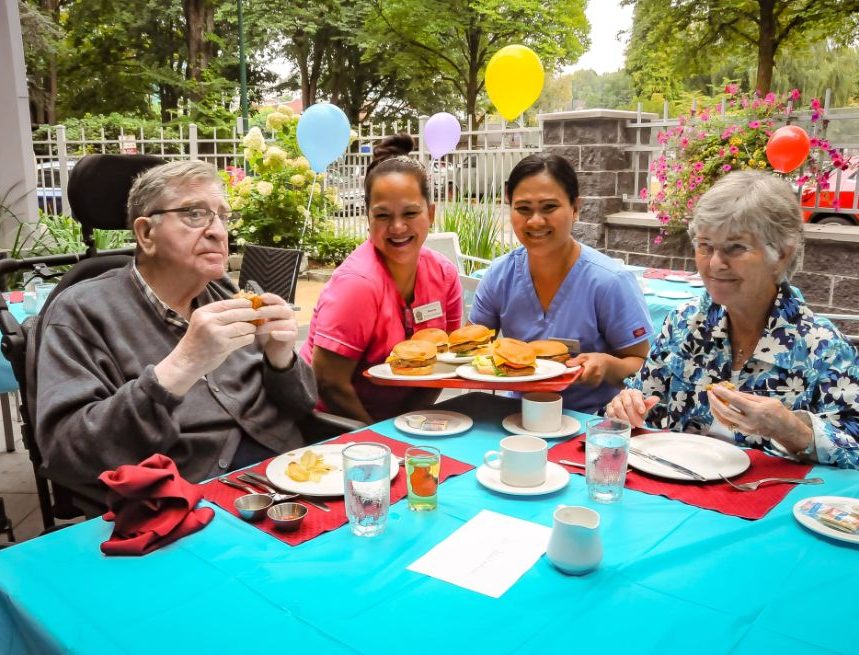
362;366;582;392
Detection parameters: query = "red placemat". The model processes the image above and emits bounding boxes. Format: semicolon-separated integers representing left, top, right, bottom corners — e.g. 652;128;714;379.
200;430;474;545
548;435;815;520
2;291;23;304
643;268;694;280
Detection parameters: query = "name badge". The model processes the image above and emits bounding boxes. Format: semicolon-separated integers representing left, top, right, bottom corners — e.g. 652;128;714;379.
412;301;443;324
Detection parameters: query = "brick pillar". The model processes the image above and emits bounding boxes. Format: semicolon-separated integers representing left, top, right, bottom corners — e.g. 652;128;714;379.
538;109;655;248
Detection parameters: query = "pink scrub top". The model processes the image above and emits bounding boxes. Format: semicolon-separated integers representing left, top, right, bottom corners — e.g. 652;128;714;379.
300;239;462;420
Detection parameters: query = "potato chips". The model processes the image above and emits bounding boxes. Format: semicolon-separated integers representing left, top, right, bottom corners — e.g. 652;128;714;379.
286;449;334;483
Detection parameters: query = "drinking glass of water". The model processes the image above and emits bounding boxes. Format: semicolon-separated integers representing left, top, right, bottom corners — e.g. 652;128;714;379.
343;443;391;537
585;418;631;503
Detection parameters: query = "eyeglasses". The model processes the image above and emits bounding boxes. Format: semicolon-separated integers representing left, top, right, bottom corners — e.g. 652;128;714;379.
691;239;756;259
147;206;238;228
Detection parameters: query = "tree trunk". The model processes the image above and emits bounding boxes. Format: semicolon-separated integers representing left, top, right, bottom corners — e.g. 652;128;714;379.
183;0;214;100
755;0;776;94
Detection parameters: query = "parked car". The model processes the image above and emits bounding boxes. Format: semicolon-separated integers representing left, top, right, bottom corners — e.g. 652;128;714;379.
432;155;506;199
35;160;76;214
801;156;859;226
327;171;365;215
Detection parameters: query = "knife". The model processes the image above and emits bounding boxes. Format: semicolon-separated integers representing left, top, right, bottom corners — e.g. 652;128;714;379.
628;447;707;481
242;470;331;512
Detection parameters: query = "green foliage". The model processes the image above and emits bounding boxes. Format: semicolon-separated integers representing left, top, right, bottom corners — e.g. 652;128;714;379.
15;212;132;258
309;233;364;266
226;108;339;250
438;204;507;273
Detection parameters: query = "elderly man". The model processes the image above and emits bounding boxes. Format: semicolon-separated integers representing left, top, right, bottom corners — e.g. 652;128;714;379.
35;160;317;501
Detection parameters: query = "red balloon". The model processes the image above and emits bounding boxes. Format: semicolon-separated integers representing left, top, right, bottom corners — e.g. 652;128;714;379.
765;125;810;173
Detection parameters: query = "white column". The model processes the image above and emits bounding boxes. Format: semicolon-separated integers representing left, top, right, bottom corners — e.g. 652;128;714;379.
0;0;38;249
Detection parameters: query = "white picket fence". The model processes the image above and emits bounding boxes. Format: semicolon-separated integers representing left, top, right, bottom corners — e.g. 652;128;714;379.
33;117;541;248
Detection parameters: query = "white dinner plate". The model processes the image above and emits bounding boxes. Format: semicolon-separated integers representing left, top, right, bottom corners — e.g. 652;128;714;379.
654;289;698;300
366;362;458;381
476;462;570;496
501;413;582;439
687;279;705;287
266;443;399;497
628;432;750;481
394;411;473;437
437;351;476;364
664;274;693;283
793;496;859;545
456;359;570;384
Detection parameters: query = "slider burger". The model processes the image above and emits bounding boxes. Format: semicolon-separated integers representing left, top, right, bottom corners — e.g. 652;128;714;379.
411;328;449;353
234;290;265;326
385;340;438;376
474;337;537;377
706;380;737;405
529;339;570;364
448;324;495;356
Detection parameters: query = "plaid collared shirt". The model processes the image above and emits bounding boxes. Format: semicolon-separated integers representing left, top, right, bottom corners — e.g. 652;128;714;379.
131;262;189;329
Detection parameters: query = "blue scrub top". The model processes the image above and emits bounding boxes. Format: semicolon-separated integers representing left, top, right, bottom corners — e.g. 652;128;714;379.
469;244;653;413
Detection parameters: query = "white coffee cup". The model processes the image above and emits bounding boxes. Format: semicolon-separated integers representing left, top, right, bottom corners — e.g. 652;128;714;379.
521;392;563;433
483;435;548;487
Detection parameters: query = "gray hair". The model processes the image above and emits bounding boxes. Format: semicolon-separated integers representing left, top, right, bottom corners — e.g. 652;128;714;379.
688;170;803;278
126;160;224;228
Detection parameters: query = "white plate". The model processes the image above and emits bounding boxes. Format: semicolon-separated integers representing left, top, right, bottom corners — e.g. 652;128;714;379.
476;462;570;496
266;443;399;497
394;411;473;437
366;362;458;381
793;496;859;545
687;280;705;287
654;289;697;300
628;432;750;481
456;359;570;383
501;413;582;439
437;351;475;364
664;274;693;283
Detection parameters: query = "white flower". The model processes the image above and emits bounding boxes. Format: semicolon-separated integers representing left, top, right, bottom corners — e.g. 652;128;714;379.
248;225;257;233
293;156;311;172
289;174;306;188
263;146;287;168
669;391;688;413
276;104;294;117
828;378;857;403
806;326;831;353
265;111;288;131
301;207;311;219
242;127;266;152
782;375;805;395
349;129;358;144
273;234;282;243
755;335;782;359
255;181;274;196
236;237;247;246
230;196;246;211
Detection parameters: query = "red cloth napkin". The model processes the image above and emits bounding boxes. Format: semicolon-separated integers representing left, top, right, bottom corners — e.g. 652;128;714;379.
98;453;214;556
643;268;695;280
2;291;24;304
200;430;474;546
549;435;815;520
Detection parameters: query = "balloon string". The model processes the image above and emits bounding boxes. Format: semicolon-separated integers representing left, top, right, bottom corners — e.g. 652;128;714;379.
298;179;316;249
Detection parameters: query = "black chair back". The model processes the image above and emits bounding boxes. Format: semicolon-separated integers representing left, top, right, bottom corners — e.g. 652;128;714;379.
238;245;303;304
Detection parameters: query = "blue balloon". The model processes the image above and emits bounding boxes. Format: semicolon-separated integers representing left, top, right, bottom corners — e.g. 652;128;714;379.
296;104;351;173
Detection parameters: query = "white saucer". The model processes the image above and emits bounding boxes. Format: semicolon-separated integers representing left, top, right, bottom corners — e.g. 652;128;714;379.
687;280;705;287
476;462;570;496
793;496;859;545
654;289;697;300
664;274;692;283
501;413;582;439
394;411;473;437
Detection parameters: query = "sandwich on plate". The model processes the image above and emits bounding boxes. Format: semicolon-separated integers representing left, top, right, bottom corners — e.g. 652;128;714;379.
473;337;537;377
448;324;495;356
411;328;450;353
529;339;570;364
385;340;438;376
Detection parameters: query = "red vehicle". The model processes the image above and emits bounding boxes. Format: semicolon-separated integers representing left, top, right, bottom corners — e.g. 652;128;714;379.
801;156;859;226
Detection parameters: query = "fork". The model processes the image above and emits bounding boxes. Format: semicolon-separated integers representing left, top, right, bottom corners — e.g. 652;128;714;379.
718;474;824;491
238;472;331;512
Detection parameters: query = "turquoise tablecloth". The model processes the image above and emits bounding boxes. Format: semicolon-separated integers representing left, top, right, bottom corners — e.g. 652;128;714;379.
0;301;31;393
0;392;856;654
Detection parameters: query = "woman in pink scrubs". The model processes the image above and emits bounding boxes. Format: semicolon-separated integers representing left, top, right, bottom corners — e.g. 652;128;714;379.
300;135;462;423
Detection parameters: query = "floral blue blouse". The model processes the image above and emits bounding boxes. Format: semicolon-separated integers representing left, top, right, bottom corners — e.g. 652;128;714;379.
626;283;859;469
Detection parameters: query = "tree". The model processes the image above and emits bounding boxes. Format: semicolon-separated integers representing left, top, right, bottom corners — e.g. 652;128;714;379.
360;0;589;126
624;0;859;96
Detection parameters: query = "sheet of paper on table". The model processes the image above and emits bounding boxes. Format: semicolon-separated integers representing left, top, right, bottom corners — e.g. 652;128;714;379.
407;509;552;598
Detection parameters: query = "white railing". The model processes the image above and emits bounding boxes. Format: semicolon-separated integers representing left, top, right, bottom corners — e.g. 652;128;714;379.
33;116;540;248
623;89;859;223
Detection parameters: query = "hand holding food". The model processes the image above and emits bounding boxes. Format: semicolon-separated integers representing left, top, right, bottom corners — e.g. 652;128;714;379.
234;290;265;326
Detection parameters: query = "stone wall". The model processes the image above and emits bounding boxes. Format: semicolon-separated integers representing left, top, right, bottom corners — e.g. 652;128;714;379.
538;109;859;336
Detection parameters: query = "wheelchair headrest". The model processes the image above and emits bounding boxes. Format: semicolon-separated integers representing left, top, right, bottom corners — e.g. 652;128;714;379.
68;154;167;230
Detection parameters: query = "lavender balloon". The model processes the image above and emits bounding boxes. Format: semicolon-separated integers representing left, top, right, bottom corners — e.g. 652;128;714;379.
424;112;461;159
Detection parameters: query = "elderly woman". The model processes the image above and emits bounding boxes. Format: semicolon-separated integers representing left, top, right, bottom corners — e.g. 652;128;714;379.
469;153;653;414
36;160;317;501
607;170;859;469
300;134;462;423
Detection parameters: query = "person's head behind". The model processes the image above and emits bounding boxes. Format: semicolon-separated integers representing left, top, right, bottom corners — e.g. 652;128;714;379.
689;170;802;281
363;134;434;268
128;160;231;285
505;152;579;205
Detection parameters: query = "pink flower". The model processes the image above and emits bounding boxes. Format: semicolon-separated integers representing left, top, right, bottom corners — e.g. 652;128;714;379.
764;92;776;104
693;162;704;171
729;145;739;155
725;83;739;95
680;137;689;148
654;235;664;245
722;164;732;172
810;98;822;110
657;131;669;145
639;188;648;200
700;110;710;122
719;148;726;157
789;89;801;101
748;120;760;129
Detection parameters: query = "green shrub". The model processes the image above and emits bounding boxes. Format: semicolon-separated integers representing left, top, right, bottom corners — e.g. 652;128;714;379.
438;203;509;273
308;233;364;266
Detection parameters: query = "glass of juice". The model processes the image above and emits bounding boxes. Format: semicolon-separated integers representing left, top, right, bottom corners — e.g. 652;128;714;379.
405;445;441;511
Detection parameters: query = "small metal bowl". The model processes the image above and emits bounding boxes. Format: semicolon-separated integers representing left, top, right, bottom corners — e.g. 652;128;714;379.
234;493;273;522
267;502;308;532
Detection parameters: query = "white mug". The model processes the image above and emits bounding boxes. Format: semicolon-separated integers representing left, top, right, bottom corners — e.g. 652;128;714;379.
484;435;548;487
522;392;563;433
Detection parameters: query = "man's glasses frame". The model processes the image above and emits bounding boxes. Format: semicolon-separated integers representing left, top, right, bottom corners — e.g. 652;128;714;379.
147;206;238;229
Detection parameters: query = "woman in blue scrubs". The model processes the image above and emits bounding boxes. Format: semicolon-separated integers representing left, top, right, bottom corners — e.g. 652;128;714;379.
469;153;653;413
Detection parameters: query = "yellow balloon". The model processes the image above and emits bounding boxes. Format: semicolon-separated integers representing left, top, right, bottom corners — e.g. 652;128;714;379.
485;45;545;121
